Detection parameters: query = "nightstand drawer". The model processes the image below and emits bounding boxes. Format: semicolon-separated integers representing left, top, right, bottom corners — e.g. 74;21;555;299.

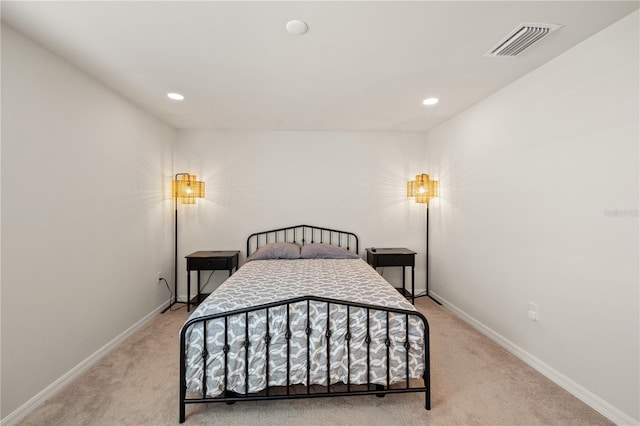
187;257;230;271
374;254;415;267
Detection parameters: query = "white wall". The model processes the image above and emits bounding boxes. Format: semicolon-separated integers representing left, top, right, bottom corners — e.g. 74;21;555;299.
425;11;639;422
1;25;175;418
174;130;429;295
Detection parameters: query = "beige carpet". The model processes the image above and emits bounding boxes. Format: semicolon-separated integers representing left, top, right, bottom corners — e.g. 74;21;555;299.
18;298;610;425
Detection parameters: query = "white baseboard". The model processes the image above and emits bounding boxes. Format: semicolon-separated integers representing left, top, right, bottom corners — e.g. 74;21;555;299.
430;291;639;426
1;301;169;426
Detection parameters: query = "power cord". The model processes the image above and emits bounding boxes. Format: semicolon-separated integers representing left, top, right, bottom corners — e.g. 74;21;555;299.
160;277;186;312
160;271;214;312
199;271;215;293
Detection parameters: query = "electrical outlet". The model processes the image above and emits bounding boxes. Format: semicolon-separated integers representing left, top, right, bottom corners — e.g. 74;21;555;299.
157;271;163;283
528;302;539;321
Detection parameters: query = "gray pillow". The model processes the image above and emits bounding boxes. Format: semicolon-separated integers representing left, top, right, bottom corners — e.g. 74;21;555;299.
247;242;301;261
300;243;359;259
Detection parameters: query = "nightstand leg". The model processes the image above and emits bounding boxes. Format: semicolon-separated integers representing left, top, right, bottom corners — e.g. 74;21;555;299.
411;266;415;305
187;271;191;312
402;267;406;300
197;270;201;304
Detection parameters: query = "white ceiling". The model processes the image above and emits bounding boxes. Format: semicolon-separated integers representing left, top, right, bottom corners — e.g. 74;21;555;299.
2;1;638;132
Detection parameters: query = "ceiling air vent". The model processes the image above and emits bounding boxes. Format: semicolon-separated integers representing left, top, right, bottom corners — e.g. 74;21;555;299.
485;23;562;57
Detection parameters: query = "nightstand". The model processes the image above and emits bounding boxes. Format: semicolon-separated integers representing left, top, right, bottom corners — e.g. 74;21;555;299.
185;251;239;312
366;248;416;304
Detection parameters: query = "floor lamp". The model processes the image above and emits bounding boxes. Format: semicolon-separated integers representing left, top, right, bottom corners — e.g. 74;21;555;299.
407;174;442;305
161;173;205;313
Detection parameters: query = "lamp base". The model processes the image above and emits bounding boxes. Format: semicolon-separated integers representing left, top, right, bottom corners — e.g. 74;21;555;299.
426;294;442;306
161;300;187;313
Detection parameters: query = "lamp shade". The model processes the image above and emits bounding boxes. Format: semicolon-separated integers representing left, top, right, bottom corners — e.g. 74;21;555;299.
408;173;438;204
428;179;439;199
407;180;416;197
172;174;205;204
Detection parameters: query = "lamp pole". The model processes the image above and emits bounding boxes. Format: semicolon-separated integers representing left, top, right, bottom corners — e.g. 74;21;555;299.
426;203;442;305
161;172;191;313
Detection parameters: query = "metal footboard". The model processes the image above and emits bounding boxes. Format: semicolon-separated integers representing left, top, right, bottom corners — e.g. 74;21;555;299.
179;295;430;423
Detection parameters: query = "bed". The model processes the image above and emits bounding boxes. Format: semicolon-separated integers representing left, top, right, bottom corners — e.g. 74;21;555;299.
179;225;430;422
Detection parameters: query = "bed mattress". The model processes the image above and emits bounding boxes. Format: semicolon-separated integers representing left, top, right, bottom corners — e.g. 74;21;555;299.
183;258;426;397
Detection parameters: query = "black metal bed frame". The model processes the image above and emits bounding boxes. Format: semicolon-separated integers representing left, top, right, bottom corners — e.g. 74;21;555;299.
179;225;430;423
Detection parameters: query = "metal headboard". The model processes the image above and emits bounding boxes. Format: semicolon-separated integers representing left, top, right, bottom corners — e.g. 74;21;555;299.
246;225;359;257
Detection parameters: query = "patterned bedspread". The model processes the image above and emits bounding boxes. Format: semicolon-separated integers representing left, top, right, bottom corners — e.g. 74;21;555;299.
182;258;426;397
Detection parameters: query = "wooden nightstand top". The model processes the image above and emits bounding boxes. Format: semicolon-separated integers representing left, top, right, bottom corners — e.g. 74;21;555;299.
185;250;240;259
366;248;416;255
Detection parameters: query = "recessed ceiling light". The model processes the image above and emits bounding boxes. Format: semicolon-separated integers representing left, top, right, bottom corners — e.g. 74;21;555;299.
286;20;308;35
422;97;439;106
167;92;185;101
